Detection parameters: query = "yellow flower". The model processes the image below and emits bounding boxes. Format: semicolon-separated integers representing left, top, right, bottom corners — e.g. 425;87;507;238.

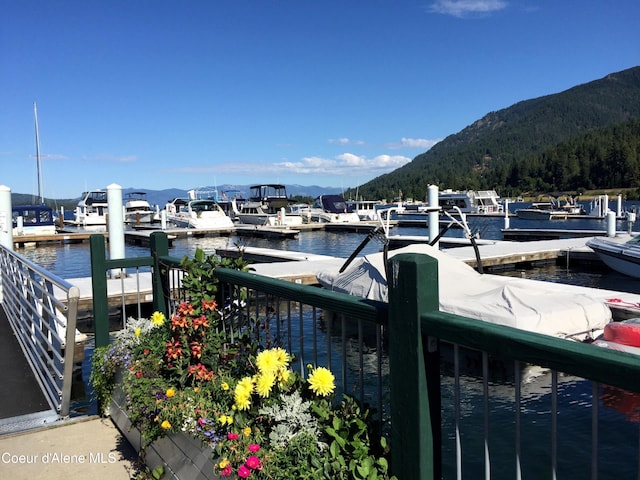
243;426;251;437
219;459;230;469
236;377;254;396
308;366;335;397
165;387;176;398
234;377;254;411
134;327;141;338
278;368;291;387
273;347;290;366
150;311;166;326
255;372;276;398
226;415;233;425
234;391;251;411
161;420;171;429
218;414;229;425
256;349;280;375
221;382;229;391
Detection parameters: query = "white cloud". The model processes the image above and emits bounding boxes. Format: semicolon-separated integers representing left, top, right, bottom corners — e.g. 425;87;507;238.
428;0;507;17
328;138;365;146
275;153;411;176
387;137;440;150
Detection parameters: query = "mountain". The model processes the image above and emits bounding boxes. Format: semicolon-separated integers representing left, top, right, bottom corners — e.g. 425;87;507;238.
353;66;640;201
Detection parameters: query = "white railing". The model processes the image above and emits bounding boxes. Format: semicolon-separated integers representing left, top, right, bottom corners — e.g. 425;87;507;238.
0;244;80;417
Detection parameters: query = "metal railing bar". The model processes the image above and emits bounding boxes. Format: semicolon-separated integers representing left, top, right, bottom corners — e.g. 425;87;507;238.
483;351;490;480
515;359;522;480
454;343;462;480
551;369;558;480
592;382;599;480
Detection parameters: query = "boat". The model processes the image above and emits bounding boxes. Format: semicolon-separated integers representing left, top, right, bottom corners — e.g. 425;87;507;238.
345;199;385;221
232;184;302;226
586;234;640;278
316;243;611;341
123;191;155;224
74;190;109;227
12;204;56;236
304;195;361;223
516;201;569;220
164;197;234;229
12;102;57;237
439;189;504;215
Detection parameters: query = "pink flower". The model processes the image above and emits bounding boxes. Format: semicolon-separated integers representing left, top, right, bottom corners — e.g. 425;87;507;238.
246;456;261;469
221;464;232;476
227;432;239;440
238;464;251;478
248;443;261;453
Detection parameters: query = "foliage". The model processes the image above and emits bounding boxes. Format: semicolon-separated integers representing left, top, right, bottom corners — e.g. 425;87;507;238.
91;248;395;479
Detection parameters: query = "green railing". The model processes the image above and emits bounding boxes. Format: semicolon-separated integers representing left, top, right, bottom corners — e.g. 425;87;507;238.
89;232;640;479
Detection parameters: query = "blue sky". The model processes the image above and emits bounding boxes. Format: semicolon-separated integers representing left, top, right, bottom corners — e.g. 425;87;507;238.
1;0;638;199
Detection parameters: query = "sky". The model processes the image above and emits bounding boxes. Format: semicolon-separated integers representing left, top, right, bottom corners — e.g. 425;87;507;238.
1;1;639;199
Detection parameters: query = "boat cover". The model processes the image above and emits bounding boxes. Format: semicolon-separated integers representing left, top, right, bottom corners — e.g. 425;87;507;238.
316;244;612;340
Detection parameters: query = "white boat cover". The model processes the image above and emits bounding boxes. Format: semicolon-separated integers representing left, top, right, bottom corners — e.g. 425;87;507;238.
316;244;612;340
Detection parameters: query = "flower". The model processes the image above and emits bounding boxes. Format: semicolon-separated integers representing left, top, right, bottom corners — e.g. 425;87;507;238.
246;455;260;469
221;382;230;391
248;443;260;453
134;327;142;338
166;387;176;398
150;311;166;326
243;426;251;437
255;373;275;398
238;464;251;478
227;432;239;440
161;420;172;429
202;299;218;311
308;366;336;397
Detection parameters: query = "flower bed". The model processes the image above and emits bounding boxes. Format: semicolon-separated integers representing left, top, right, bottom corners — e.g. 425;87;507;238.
91;250;395;480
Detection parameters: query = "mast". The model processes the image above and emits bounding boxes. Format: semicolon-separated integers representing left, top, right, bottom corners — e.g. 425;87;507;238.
34;101;43;204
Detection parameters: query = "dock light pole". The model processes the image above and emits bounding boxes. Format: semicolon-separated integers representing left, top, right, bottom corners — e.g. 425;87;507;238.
0;185;13;251
107;183;126;278
428;185;439;248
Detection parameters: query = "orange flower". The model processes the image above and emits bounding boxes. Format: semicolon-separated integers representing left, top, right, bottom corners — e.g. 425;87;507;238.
202;299;218;311
192;315;209;330
177;301;195;316
165;339;183;360
190;341;203;359
171;314;188;330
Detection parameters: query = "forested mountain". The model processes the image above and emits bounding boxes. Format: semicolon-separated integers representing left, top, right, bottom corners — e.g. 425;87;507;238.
352;66;640;201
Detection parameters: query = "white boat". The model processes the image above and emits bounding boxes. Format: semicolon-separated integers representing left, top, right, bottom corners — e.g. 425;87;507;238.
74;190;109;226
516;201;569;220
439;189;504;215
124;191;155;224
305;195;361;223
164;198;234;229
586;234;640;278
232;184;303;226
316;243;611;341
345;199;384;221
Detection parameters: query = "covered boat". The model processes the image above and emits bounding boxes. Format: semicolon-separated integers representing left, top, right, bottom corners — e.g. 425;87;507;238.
317;243;611;340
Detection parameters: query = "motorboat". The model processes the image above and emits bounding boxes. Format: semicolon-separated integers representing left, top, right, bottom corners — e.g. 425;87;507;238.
439;189;504;215
586;234;640;278
123;191;155;224
164;198;234;229
516;201;569;220
74;190;109;226
232;184;302;226
316;243;611;341
12;204;57;236
345;199;384;221
305;195;361;223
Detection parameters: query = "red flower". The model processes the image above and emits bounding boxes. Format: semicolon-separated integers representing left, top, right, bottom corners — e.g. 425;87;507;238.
246;456;261;469
227;432;239;440
190;341;203;359
135;371;142;378
143;349;150;355
248;443;260;453
221;464;232;476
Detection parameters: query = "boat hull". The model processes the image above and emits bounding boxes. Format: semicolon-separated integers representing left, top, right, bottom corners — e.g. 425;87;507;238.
587;235;640;278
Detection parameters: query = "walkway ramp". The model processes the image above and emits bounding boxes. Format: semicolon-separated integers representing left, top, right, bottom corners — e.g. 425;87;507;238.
0;305;59;434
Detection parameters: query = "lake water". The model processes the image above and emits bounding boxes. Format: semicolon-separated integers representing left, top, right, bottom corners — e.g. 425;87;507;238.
16;203;640;478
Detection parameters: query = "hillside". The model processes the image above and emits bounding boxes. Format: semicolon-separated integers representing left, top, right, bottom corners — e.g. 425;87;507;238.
353;66;640;201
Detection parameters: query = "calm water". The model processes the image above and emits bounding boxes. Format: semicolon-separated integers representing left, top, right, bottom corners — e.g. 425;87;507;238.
17;203;640;478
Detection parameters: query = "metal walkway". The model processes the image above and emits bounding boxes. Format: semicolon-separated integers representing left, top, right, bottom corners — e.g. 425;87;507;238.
0;305;58;432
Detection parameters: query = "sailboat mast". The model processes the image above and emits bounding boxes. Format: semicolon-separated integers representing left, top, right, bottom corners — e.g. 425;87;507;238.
34;101;43;204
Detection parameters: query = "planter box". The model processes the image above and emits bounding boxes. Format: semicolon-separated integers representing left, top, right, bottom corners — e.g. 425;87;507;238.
110;386;218;480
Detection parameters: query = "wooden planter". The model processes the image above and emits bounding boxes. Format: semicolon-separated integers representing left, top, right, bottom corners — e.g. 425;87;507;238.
109;386;218;480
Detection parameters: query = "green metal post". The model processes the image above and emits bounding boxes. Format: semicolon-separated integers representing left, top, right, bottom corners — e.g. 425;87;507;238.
150;231;169;316
388;253;440;480
89;234;110;348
